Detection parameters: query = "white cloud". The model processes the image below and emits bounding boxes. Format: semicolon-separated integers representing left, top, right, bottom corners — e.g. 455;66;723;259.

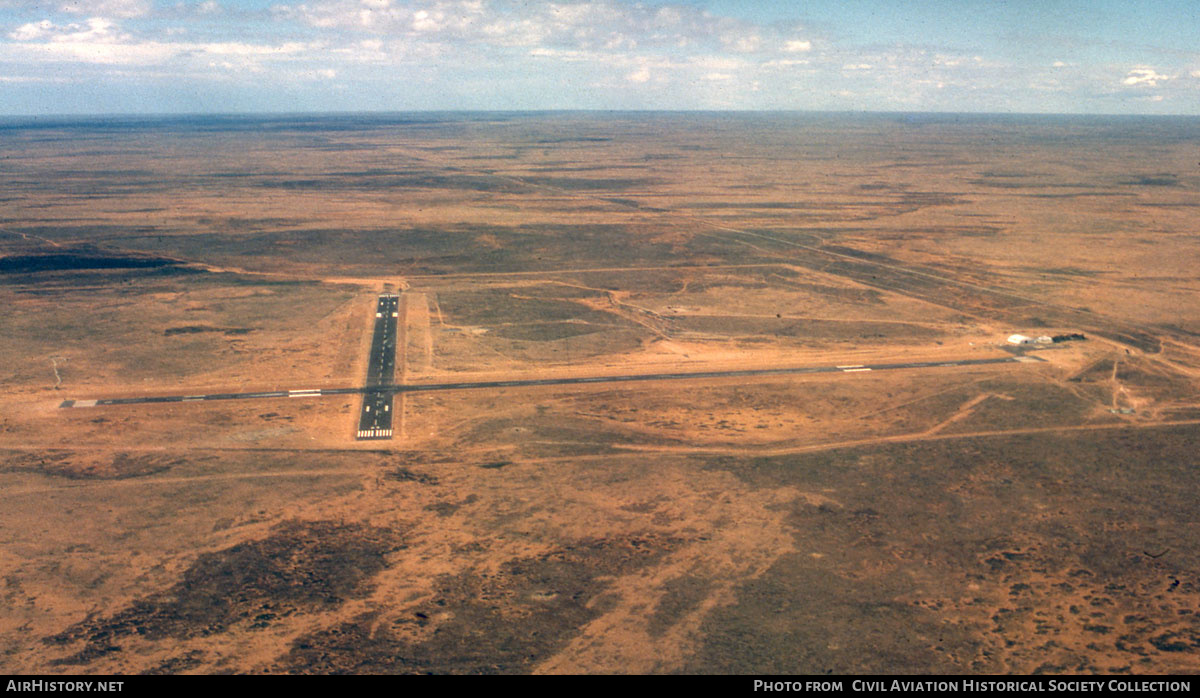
654;6;681;25
721;32;761;53
689;55;743;71
626;65;650;83
411;9;442;32
1029;77;1064;92
0;74;71;83
1122;67;1170;86
296;67;338;80
20;40;178;65
10;20;55;41
278;0;783;58
783;39;810;53
56;0;150;19
762;58;808;69
5;16;320;67
201;41;310;56
280;0;492;37
8;17;128;45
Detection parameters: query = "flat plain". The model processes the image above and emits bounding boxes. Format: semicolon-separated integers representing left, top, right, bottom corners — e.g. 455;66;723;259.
2;112;1199;674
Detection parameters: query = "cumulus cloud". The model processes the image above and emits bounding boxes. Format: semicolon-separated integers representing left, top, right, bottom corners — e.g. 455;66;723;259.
721;32;761;53
9;20;55;41
762;58;808;69
9;17;126;44
1122;67;1170;86
278;0;500;37
689;55;744;71
5;15;318;66
783;39;810;53
57;0;150;18
298;67;338;79
277;0;785;56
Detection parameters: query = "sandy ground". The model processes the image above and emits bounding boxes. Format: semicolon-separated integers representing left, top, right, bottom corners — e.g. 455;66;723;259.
2;113;1199;674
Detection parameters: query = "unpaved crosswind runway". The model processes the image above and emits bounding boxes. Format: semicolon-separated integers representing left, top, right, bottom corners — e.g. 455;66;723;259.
59;354;1041;409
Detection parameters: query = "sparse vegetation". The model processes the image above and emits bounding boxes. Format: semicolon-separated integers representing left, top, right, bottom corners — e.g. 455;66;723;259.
2;112;1199;675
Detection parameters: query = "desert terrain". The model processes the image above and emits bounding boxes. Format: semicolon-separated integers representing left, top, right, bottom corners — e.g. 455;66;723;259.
2;112;1199;674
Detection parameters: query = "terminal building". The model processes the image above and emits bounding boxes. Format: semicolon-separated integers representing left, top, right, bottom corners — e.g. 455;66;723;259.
1007;333;1053;345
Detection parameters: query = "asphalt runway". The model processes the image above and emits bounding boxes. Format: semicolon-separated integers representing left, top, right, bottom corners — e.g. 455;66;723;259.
356;390;395;440
59;354;1041;410
356;294;399;440
365;294;399;388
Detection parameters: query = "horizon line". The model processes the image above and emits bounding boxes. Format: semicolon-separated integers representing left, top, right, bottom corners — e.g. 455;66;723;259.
2;108;1199;120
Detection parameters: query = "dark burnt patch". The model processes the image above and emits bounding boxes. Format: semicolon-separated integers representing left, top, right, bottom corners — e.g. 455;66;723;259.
142;650;207;675
163;325;254;337
277;533;682;674
46;520;405;665
1120;175;1178;187
648;575;712;638
384;467;439;485
0;251;180;274
2;450;180;480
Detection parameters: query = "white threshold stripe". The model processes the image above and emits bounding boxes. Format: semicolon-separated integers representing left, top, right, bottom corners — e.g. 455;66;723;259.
356;427;394;439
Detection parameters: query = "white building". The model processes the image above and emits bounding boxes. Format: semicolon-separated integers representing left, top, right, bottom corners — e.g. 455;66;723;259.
1007;334;1034;345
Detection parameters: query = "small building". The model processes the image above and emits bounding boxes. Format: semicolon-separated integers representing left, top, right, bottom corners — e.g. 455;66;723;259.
1007;334;1034;345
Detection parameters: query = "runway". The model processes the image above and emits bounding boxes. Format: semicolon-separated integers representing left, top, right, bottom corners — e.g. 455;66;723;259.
59;354;1042;410
356;294;399;440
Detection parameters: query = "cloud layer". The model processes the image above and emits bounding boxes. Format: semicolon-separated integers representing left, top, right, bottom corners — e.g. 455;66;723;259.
1;0;1198;114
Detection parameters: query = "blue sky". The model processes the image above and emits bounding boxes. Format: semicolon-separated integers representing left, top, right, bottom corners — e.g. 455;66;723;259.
0;0;1197;114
